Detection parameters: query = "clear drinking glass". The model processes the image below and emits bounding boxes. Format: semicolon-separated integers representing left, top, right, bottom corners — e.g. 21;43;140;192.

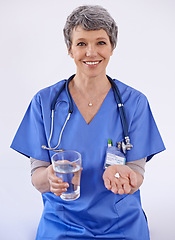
51;151;82;201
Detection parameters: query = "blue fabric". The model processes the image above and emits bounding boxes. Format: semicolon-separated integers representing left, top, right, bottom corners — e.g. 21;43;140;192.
11;77;165;239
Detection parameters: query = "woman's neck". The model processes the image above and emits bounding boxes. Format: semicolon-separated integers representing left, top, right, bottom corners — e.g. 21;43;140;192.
71;72;111;96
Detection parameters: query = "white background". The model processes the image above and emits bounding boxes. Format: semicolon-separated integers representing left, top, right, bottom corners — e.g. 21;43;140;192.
0;0;174;239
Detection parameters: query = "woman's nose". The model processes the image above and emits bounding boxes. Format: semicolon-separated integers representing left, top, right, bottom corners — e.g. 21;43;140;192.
86;45;97;57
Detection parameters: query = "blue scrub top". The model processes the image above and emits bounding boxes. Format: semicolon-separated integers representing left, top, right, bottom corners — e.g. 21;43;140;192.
11;77;165;240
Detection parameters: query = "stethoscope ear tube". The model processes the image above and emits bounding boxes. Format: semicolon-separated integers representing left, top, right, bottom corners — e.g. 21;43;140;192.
51;82;66;111
107;76;133;152
65;75;75;113
51;74;75;112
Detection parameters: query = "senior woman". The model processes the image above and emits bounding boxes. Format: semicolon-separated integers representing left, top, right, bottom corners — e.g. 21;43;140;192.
11;5;165;240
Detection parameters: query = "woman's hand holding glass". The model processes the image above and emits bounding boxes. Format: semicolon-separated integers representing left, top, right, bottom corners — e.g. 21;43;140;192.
103;165;139;195
47;165;69;196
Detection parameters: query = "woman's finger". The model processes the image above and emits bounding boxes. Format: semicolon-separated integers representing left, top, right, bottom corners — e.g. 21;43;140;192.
50;182;69;196
103;177;112;190
123;182;132;194
111;180;118;194
113;177;125;195
50;187;68;196
50;181;69;189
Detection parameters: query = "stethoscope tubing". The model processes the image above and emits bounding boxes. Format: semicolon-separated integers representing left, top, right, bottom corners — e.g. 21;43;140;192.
42;75;132;153
107;76;129;139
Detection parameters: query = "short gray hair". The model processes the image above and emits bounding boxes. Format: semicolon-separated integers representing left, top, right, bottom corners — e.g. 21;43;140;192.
63;5;118;50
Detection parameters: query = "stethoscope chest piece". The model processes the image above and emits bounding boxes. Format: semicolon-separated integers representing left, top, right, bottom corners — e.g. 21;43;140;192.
122;136;133;154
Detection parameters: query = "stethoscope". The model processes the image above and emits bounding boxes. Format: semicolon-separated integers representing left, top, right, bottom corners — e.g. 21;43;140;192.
42;75;133;154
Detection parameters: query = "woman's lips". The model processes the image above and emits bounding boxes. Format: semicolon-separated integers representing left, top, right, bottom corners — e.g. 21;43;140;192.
83;60;102;66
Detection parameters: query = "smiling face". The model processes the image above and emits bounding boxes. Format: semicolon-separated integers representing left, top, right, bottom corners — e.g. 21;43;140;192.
69;26;113;79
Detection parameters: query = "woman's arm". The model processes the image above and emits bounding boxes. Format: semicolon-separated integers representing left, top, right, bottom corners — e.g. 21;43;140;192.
31;158;145;195
31;166;51;193
31;163;69;195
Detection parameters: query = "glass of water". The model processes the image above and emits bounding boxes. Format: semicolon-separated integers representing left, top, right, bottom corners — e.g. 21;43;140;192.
51;151;82;201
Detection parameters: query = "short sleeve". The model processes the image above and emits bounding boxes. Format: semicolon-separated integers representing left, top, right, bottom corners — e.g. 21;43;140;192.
126;94;165;162
10;95;50;162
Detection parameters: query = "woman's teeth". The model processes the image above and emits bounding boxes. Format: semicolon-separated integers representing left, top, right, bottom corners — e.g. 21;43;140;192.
84;61;101;65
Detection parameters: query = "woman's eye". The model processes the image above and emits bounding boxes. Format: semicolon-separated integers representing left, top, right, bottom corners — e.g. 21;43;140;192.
98;41;106;45
77;42;86;46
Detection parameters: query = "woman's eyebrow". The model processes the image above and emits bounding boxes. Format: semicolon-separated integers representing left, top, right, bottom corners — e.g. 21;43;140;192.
75;38;86;41
75;37;108;42
96;37;108;40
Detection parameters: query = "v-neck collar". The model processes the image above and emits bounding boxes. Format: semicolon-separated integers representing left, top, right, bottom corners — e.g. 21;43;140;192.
72;87;112;125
